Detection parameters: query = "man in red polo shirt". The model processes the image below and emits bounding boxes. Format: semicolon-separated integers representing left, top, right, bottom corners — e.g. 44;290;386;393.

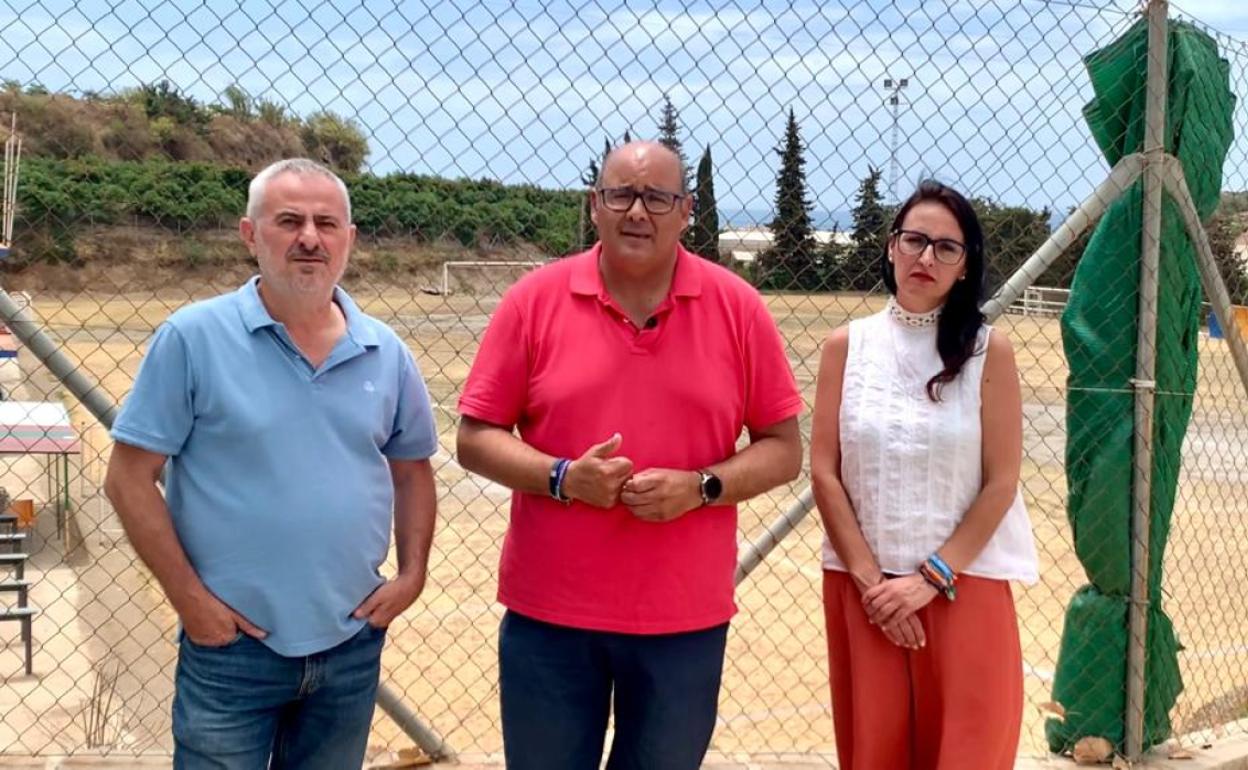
457;140;802;770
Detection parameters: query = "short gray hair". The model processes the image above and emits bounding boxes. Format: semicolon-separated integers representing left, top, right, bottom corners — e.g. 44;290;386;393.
246;158;352;222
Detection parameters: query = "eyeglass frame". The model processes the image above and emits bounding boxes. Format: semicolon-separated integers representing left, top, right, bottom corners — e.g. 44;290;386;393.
595;185;688;216
890;228;967;265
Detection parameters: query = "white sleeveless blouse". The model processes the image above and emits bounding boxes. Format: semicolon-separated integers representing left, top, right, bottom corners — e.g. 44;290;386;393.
820;306;1039;583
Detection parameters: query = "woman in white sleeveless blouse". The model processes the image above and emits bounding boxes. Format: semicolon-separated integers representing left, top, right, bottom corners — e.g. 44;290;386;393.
811;181;1038;770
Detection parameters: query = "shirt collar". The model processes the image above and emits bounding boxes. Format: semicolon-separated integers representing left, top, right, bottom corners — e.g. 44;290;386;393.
236;276;379;347
568;242;703;299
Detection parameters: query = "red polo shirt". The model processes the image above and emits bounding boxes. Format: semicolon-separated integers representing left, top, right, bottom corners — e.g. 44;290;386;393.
458;244;802;634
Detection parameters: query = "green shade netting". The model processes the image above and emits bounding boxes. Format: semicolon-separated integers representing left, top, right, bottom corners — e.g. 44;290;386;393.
1046;19;1234;753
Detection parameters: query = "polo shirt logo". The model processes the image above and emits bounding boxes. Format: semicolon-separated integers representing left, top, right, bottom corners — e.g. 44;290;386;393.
363;381;376;393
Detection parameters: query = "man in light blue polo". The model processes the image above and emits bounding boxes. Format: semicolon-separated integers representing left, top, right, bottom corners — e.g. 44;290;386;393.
104;158;439;770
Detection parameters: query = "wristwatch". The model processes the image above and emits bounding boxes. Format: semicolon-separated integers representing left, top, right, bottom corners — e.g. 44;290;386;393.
697;470;723;505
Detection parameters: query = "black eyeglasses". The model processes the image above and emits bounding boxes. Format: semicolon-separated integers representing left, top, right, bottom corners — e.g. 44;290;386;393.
892;229;967;265
596;186;686;215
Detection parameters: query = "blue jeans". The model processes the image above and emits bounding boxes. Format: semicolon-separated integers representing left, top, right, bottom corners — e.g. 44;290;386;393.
172;623;386;770
499;611;728;770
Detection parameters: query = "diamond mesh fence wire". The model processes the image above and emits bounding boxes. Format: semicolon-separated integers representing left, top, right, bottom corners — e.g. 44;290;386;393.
0;0;1244;764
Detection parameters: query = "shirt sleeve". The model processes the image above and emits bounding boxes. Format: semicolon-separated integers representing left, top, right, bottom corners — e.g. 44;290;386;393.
382;347;439;460
457;289;529;428
743;295;804;431
110;322;196;456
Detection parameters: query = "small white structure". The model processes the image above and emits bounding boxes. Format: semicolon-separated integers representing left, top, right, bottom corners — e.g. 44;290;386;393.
718;226;855;263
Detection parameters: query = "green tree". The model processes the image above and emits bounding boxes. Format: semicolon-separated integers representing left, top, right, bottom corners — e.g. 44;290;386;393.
975;199;1051;293
1208;193;1248;306
301;111;369;174
656;95;690;191
577;137;614;250
1033;205;1088;289
759;109;817;290
817;222;851;290
841;166;889;291
218;84;254;120
688;145;719;261
579;153;600;250
256;99;291;128
139;80;210;132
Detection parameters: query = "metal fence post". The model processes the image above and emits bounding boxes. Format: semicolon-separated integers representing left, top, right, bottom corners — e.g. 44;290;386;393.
1163;157;1248;402
1126;0;1169;760
0;289;119;427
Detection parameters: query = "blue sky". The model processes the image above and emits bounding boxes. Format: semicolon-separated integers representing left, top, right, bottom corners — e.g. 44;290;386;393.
0;0;1246;224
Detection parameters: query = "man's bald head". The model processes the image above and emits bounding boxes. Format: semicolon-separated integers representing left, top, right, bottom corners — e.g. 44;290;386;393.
597;141;688;194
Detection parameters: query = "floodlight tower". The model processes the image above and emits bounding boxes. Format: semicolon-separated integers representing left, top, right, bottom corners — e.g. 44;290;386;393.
882;76;909;203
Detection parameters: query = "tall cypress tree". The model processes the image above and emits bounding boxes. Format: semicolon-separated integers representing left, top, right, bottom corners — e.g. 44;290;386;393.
761;108;816;289
656;94;690;191
579;157;599;250
842;166;889;290
689;145;720;261
578;137;613;249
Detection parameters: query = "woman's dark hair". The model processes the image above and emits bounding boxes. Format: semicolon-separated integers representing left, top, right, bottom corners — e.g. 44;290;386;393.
881;179;987;402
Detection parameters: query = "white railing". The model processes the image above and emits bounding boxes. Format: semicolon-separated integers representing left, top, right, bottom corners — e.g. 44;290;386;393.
1006;286;1071;318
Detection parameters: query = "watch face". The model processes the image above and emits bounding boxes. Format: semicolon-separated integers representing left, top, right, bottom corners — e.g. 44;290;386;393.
703;473;723;501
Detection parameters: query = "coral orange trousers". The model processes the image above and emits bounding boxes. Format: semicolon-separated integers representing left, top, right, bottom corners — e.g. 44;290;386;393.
823;570;1024;770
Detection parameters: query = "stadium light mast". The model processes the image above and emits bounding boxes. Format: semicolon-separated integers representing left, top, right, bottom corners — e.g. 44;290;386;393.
882;76;909;203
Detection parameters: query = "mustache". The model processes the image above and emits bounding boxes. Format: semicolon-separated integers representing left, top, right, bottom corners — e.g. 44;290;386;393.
286;247;330;261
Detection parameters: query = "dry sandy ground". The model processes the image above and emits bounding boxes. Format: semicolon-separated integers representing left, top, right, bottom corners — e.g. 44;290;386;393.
1;281;1246;764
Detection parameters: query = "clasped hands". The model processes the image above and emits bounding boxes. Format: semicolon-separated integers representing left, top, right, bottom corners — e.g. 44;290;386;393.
855;572;939;651
561;433;703;523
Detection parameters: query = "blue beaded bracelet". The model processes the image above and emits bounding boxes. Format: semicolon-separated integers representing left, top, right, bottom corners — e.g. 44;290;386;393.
549;458;572;503
552;458;572;504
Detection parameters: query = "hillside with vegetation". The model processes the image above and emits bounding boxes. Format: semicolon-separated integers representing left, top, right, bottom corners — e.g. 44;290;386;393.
0;82;583;275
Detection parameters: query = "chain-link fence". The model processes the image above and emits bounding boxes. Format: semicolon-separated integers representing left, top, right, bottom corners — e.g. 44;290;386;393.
0;0;1246;764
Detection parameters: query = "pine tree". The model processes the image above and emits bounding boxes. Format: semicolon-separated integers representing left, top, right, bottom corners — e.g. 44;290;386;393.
842;166;889;291
578;138;612;249
818;221;850;290
579;158;599;250
689;145;720;261
760;108;817;289
656;94;690;191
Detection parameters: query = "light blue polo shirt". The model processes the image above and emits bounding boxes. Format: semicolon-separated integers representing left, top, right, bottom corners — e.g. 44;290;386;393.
112;277;437;656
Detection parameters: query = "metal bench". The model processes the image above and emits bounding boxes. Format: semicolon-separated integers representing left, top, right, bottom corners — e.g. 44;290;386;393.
0;551;36;675
0;532;26;552
0;513;15;532
0;579;30;605
0;552;26;581
0;605;38;675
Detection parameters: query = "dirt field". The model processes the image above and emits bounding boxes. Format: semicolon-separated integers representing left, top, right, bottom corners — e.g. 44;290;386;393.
1;280;1246;763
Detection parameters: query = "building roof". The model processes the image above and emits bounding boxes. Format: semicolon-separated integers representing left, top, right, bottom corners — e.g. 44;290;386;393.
0;401;80;454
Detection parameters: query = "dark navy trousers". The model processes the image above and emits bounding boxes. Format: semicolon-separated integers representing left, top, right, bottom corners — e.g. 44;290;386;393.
499;610;729;770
